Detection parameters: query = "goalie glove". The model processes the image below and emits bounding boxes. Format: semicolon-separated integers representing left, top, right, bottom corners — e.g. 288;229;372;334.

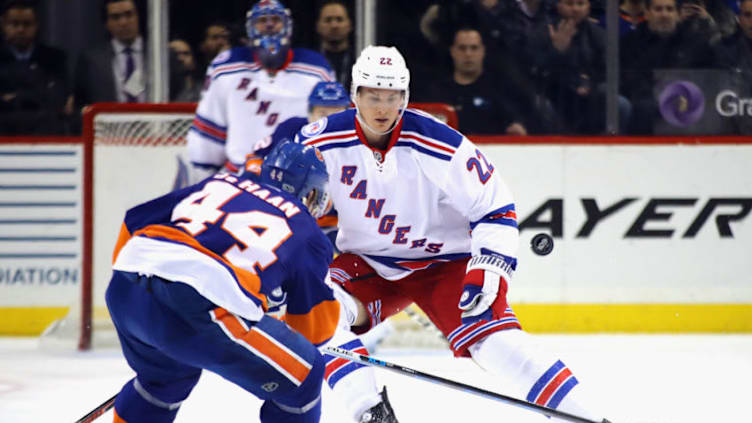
458;253;513;325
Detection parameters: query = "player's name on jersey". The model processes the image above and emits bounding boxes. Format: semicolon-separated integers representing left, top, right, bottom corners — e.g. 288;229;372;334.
213;173;301;218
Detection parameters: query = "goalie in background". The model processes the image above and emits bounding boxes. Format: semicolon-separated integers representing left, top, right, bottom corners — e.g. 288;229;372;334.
295;45;613;422
176;0;334;189
106;141;398;423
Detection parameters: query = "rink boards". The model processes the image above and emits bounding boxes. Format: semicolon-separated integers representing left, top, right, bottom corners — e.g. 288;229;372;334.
1;136;751;335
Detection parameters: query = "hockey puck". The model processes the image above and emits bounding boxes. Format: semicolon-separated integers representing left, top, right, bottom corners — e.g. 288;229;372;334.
530;233;554;256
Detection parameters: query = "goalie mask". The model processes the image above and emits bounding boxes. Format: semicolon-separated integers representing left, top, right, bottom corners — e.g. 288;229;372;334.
246;0;292;69
259;142;330;219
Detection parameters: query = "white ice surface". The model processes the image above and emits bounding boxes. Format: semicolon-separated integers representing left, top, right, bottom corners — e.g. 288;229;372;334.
1;334;750;422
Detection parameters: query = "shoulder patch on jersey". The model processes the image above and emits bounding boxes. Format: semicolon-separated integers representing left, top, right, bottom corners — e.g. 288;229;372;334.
211;50;231;65
301;117;328;137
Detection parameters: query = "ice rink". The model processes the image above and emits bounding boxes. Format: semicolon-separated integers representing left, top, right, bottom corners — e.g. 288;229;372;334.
1;334;750;423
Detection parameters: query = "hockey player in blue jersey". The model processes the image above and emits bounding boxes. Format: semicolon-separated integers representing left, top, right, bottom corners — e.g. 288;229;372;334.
105;142;397;422
238;81;351;249
181;0;335;187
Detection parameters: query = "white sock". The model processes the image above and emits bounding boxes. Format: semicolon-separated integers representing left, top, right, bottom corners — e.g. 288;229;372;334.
323;327;383;421
469;329;604;422
329;366;382;420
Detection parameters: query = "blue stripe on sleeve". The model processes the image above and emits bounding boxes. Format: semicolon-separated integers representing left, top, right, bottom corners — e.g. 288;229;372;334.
470;204;517;230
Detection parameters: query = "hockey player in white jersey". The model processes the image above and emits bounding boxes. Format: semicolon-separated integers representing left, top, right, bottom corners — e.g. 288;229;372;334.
182;0;335;186
296;45;613;422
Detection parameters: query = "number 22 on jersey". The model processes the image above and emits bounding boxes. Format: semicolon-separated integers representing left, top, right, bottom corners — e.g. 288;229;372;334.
171;181;292;273
466;149;494;184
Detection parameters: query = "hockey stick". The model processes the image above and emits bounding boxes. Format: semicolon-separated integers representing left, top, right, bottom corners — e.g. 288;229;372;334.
74;393;117;423
324;346;608;423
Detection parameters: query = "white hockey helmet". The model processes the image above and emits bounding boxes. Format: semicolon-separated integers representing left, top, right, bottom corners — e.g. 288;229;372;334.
350;45;410;103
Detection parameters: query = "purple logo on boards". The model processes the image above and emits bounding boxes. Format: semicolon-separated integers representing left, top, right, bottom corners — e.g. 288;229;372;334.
658;81;705;127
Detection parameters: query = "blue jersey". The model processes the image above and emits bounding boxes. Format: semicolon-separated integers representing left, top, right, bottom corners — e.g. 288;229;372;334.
254;116;309;158
241;116;310;181
112;173;339;345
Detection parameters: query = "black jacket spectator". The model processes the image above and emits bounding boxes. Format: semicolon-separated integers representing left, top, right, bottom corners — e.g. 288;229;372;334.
0;1;71;135
714;7;752;134
421;27;528;135
0;44;70;135
485;0;556;75
621;23;717;95
429;71;525;135
539;16;607;133
715;28;752;72
620;20;717;133
315;0;354;91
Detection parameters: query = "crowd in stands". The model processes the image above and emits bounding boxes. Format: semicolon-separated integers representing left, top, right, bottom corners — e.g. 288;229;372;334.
1;0;750;136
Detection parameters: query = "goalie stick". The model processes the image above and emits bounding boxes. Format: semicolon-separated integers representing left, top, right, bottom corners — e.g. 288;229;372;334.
74;393;116;423
324;346;610;423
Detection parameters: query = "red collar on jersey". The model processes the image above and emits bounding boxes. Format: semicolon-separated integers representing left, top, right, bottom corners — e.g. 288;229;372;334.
354;115;404;162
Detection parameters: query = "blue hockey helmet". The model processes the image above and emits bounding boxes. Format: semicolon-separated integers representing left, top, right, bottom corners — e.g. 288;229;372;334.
246;0;292;69
308;81;350;108
260;141;330;218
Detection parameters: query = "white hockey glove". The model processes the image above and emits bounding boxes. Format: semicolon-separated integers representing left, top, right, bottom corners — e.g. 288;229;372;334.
458;254;512;325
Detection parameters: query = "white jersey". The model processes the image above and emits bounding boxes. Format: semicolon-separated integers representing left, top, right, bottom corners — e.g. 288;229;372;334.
297;109;520;281
187;47;334;170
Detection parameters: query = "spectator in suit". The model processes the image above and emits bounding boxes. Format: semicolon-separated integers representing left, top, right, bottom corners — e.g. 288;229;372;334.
73;0;145;110
0;0;72;134
425;27;528;135
168;39;202;102
620;0;718;133
315;0;354;90
197;21;231;73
